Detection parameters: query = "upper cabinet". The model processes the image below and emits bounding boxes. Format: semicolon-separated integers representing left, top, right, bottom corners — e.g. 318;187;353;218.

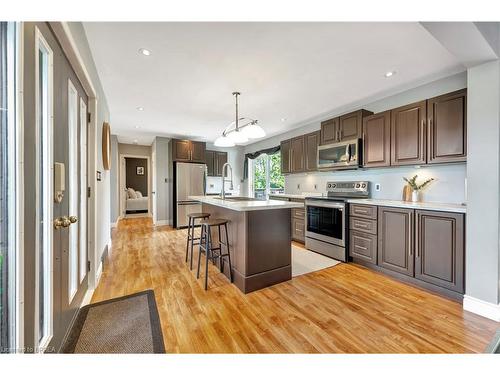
363;111;391;168
390;100;427;166
290;136;305;173
320;117;339;145
172;139;206;163
304;131;320;172
205;150;228;177
320;110;373;145
427;89;467;164
280;139;291;174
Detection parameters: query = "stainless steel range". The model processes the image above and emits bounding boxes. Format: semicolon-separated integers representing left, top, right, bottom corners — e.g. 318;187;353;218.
305;181;370;261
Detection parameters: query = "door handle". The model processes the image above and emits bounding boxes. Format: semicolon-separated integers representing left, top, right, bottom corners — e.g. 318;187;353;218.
54;215;78;229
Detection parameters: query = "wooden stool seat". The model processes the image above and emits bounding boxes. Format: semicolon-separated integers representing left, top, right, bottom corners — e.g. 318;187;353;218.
187;212;210;219
199;218;228;227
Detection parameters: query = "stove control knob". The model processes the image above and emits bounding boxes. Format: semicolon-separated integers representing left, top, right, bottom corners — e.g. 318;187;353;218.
327;183;332;189
361;183;367;189
355;183;360;188
331;183;336;189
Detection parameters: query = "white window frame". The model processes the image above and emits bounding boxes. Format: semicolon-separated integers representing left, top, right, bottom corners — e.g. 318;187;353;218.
34;26;54;353
79;98;87;283
67;79;79;302
249;154;273;198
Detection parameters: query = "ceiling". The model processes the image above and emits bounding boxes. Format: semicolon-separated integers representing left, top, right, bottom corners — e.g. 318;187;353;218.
83;22;465;146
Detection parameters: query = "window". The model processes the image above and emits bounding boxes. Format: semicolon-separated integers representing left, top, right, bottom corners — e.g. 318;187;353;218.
251;152;284;199
0;21;18;353
35;27;54;350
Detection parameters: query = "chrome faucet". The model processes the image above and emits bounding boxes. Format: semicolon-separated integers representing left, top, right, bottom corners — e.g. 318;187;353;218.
220;162;234;199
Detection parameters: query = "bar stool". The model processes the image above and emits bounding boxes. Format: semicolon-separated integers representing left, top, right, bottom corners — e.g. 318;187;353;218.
185;212;210;270
196;218;233;290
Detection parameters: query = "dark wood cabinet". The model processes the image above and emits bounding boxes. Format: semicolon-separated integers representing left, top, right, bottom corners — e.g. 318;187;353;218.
363;111;391;168
378;207;414;277
280;139;291;174
215;151;228;176
350;231;377;264
205;150;228;176
205;150;215;175
390;101;427;166
415;210;465;293
339;109;373;141
292;216;305;242
172;139;206;162
427;89;467;164
304;131;319;172
290;136;305;173
320;117;339;145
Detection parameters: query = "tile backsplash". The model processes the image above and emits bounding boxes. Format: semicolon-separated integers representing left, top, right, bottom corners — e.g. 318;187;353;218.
285;164;466;204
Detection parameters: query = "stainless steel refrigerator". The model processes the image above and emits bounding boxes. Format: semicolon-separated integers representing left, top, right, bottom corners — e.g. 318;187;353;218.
174;162;206;228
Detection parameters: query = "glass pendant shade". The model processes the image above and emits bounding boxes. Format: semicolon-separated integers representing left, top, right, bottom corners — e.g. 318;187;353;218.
242;123;266;139
226;129;248;144
214;135;235;147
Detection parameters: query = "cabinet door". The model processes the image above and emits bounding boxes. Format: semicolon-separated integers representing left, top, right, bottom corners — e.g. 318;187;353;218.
290;136;305;173
378;207;414;276
415;210;464;293
205;150;215;176
427;89;467;164
304;131;319;172
338;110;367;141
215;152;228;177
280;139;291;174
320;117;339;145
191;141;206;162
391;101;427;166
172;139;192;162
291;217;305;242
350;230;377;264
363;111;391;168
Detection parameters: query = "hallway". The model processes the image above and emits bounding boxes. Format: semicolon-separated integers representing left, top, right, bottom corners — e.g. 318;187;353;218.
91;218;499;353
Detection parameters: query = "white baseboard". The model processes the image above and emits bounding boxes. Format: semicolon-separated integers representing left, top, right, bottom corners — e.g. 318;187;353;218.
95;261;103;285
81;288;94;307
155;219;172;226
463;295;500;322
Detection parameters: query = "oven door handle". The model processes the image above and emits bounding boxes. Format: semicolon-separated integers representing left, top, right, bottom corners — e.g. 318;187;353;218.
306;201;345;209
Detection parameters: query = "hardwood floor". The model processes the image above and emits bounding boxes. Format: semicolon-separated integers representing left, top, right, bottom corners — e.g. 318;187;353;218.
91;217;499;353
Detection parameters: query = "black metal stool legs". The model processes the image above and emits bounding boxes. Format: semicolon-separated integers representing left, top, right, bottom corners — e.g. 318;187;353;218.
185;216;191;263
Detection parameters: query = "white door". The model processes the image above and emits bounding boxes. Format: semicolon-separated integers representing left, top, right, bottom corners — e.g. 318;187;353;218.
151;146;157;224
120;156;126;217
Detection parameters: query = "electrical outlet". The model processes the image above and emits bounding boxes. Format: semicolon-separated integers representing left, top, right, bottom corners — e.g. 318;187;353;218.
375;183;381;191
314;184;317;190
209;184;214;188
297;183;300;190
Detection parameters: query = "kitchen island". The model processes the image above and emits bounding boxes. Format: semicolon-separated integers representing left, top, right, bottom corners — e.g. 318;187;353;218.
189;195;304;293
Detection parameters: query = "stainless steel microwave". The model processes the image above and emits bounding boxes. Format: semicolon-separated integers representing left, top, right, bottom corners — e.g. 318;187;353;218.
317;139;361;170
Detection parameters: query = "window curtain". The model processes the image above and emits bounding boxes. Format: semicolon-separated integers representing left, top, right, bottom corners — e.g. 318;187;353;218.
243;145;280;180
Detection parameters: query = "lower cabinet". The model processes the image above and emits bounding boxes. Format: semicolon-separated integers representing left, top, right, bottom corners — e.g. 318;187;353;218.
349;230;377;264
291;207;305;242
415;210;465;293
377;207;414;277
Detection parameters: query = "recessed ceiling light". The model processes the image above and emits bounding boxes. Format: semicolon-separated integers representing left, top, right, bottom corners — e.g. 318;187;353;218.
134;125;140;129
281;118;287;122
384;71;396;78
137;106;144;111
138;48;151;56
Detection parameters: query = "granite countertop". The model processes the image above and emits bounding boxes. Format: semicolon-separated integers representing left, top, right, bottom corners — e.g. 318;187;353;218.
189;195;304;212
268;193;324;200
347;199;467;213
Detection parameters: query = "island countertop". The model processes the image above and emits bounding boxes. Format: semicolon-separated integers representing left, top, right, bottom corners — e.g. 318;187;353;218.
189;195;304;211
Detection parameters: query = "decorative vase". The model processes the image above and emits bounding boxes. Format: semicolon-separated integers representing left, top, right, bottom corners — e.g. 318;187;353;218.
411;190;419;203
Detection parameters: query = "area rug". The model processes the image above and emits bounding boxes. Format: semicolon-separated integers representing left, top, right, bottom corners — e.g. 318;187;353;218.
62;290;165;353
292;245;340;277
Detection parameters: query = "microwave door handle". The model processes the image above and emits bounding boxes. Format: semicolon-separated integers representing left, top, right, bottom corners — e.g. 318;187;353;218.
345;144;351;162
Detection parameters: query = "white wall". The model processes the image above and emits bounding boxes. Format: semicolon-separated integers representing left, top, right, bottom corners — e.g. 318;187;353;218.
153;137;171;224
242;72;468;204
110;135;119;224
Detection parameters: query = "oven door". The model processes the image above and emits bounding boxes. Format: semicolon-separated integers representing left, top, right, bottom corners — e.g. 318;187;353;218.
317;139;360;169
305;200;346;247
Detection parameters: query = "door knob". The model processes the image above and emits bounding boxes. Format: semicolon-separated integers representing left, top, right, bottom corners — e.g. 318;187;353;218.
54;216;71;229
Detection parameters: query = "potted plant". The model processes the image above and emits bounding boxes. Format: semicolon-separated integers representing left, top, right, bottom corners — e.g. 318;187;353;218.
403;175;434;202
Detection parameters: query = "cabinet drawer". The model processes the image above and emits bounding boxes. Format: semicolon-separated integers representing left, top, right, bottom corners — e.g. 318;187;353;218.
350;204;377;220
292;218;305;242
292;207;305;219
349;230;377;264
349;217;377;235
